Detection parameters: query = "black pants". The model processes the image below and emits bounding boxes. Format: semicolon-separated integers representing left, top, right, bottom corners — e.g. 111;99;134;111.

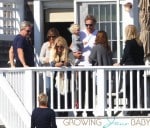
126;70;144;108
77;71;93;115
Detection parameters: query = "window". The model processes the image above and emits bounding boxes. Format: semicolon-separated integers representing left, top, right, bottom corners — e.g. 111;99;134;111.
0;2;19;40
3;3;16;35
88;3;123;61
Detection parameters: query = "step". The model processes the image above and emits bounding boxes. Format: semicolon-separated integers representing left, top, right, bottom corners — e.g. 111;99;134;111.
0;125;5;128
0;119;5;128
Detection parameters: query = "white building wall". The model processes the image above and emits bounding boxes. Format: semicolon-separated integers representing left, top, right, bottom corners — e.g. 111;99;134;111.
33;0;44;56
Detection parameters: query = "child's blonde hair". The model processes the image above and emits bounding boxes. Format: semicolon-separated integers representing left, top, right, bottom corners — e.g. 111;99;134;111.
68;24;80;34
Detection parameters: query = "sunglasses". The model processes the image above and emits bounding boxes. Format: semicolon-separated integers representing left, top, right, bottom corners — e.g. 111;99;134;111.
56;46;64;49
85;24;93;27
48;36;56;39
26;30;31;33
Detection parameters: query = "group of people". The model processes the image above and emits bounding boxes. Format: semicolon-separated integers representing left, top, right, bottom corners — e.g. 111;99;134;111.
9;14;145;127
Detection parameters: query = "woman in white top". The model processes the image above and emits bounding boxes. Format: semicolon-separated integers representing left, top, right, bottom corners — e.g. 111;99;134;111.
40;28;60;66
39;28;59;107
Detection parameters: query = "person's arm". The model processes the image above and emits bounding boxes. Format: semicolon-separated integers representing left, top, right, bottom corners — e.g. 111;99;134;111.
8;46;15;67
31;110;35;128
39;43;49;64
120;41;130;65
69;43;73;50
113;63;120;66
50;61;64;67
17;48;28;67
89;46;98;65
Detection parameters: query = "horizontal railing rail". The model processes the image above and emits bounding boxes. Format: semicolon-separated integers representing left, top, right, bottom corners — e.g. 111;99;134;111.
0;65;150;127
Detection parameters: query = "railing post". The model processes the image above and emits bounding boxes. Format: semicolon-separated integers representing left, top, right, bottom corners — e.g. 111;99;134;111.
146;76;150;108
145;62;150;109
24;70;35;114
95;69;107;116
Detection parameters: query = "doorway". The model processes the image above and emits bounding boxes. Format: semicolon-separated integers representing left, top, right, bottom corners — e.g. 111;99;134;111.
44;22;73;47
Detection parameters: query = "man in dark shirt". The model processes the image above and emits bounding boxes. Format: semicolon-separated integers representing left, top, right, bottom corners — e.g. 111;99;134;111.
12;21;34;67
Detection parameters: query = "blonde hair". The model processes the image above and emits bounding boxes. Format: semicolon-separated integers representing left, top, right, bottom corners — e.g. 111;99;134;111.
125;25;142;46
38;93;48;106
68;24;80;34
50;36;69;63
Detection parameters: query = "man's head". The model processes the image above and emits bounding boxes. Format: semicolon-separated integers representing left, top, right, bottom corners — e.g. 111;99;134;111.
84;15;96;33
20;21;33;37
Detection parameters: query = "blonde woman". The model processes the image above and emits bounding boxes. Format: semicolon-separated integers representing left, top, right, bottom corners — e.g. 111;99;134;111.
50;36;71;117
122;25;144;65
40;28;59;66
39;28;59;106
114;25;144;66
50;36;70;67
114;25;144;116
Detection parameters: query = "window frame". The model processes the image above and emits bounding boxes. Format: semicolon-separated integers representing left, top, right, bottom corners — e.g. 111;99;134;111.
0;1;24;41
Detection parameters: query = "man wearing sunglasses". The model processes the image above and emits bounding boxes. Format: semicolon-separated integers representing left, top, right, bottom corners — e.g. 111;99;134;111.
9;21;34;67
76;15;98;117
80;15;98;53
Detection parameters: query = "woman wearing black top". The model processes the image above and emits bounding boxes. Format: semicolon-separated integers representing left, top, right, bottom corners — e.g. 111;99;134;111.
114;25;144;116
31;93;57;128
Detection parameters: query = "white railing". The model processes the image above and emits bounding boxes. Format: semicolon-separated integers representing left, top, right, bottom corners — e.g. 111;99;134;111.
0;74;31;128
0;66;150;127
34;66;150;117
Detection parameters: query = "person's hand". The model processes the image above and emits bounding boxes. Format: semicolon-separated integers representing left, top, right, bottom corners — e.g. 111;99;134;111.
23;64;29;67
113;63;120;66
11;65;15;68
44;58;49;63
64;62;71;67
55;62;64;67
83;42;88;45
